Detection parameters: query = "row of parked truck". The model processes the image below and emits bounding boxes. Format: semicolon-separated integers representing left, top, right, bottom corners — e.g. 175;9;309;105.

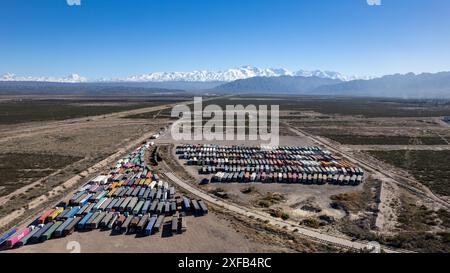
176;144;364;185
200;164;364;176
212;171;363;185
0;140;208;250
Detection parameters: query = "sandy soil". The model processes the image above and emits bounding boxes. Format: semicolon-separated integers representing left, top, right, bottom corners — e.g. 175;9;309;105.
4;212;279;253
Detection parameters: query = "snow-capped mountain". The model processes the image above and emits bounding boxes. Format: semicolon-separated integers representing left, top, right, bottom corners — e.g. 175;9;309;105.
1;73;88;83
1;66;372;83
122;66;371;82
123;66;291;82
294;70;372;81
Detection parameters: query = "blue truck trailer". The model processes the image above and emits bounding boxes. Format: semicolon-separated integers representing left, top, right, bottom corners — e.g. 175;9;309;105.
0;228;17;246
77;212;94;230
144;215;157;236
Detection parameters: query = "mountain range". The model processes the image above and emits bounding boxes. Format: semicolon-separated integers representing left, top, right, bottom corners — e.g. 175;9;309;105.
214;75;341;94
121;66;369;82
1;67;450;98
1;66;369;83
212;72;450;98
1;73;88;83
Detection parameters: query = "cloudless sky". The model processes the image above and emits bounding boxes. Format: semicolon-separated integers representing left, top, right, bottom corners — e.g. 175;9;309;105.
1;0;450;79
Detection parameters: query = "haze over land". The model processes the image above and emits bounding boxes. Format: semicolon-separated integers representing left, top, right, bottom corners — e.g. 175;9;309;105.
2;66;450;98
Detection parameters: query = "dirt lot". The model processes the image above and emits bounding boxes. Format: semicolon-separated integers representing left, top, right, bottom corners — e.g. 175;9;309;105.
3;212;280;253
155;133;367;241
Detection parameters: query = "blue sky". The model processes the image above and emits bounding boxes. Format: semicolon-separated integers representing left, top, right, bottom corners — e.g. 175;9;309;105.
1;0;450;79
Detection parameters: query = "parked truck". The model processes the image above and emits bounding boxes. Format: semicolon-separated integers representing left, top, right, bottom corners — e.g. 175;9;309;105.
154;215;165;233
0;228;17;246
40;221;63;241
54;218;74;238
144;215;158;236
4;228;31;248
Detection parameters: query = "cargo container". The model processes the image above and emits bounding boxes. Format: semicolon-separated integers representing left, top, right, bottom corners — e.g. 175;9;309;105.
133;200;145;215
63;217;82;236
99;198;113;211
56;208;71;220
132;186;141;197
30;223;53;243
180;217;187;233
154;215;165;232
54;218;74;238
4;228;31;248
119;197;132;212
129;216;140;232
144;215;157;236
108;214;119;230
149;200;158;213
94;197;108;211
88;212;106;229
47;207;64;222
94;191;108;201
84;202;96;215
138;187;146;199
156;202;164;214
149;188;156;200
100;212;114;229
356;175;363;185
41;221;63;242
143;188;151;200
141;200;151;214
198;200;208;215
350;175;357;185
17;227;41;247
78;212;94;230
165;201;171;215
78;194;93;206
38;209;56;225
70;192;86;205
119;215;134;233
183;197;191;211
344;175;351;185
136;214;150;233
77;203;90;216
108;188;117;197
191;200;201;214
171;216;178;234
125;187;134;196
153;174;159;182
156;189;162;200
111;198;123;211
